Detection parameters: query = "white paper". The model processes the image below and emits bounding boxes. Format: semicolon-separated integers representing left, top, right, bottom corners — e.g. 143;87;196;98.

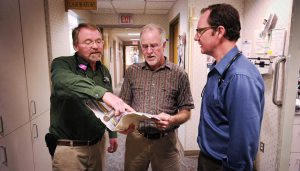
86;100;160;131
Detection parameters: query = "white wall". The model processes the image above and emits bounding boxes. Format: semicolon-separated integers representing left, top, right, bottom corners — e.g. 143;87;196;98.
168;0;194;152
45;0;70;59
242;0;293;170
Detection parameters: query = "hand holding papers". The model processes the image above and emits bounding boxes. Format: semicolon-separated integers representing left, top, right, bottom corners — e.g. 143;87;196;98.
86;99;160;131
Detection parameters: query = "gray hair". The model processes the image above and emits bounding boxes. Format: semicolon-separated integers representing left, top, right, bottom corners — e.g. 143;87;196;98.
140;24;166;43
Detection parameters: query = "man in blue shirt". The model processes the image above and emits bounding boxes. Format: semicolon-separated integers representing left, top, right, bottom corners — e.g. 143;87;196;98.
194;4;265;171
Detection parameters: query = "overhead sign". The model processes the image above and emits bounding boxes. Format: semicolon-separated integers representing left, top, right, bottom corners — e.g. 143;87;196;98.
65;0;97;11
119;14;133;24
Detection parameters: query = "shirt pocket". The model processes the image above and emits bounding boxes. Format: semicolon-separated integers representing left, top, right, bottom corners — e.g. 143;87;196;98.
161;87;177;107
131;85;146;102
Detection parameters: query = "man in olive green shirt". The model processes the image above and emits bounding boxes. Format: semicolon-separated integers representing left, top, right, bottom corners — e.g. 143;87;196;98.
49;23;133;171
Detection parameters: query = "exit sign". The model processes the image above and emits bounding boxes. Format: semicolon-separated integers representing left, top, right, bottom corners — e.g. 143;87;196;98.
119;14;133;24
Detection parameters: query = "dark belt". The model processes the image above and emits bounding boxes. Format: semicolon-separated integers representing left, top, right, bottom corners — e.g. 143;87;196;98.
143;130;175;140
143;133;167;140
200;151;222;165
57;138;99;146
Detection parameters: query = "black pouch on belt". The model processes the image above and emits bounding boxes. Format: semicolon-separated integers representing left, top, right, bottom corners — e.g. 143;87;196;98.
45;133;58;157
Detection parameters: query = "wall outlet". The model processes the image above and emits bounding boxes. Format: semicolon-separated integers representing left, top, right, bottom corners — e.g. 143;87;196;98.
260;142;265;153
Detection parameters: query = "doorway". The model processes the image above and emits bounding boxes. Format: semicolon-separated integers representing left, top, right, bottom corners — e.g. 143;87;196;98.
169;15;179;64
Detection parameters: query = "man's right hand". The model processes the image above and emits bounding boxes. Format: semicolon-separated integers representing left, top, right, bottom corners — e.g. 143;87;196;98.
102;92;135;116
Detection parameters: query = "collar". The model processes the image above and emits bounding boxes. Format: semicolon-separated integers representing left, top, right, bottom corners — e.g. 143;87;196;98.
141;57;172;71
75;53;103;70
213;46;240;76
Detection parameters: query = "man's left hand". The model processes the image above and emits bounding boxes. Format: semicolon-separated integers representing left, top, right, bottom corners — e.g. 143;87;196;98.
154;112;173;131
107;138;118;153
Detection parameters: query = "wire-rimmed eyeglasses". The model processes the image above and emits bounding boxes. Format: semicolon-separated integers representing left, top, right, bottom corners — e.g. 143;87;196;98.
141;43;163;51
80;39;104;47
196;26;217;37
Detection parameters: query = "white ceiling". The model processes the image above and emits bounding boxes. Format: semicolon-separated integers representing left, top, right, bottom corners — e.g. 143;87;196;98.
95;0;177;15
105;28;142;41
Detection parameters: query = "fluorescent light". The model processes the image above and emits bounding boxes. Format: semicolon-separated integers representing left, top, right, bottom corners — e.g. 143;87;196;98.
128;33;140;36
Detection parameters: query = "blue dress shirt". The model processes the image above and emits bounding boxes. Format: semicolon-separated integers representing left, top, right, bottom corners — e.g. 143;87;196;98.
198;47;265;171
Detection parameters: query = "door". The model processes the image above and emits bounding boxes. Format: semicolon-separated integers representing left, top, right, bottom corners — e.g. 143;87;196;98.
169;15;179;64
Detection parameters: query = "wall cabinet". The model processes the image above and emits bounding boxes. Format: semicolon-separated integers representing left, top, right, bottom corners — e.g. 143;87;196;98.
289;153;300;171
0;0;30;136
31;112;52;171
0;123;35;171
0;0;51;170
19;0;50;119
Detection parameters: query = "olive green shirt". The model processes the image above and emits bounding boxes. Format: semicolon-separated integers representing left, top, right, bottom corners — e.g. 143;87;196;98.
49;54;117;141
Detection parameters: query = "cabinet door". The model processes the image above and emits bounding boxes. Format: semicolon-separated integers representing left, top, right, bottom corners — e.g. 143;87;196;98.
0;138;9;171
289;153;300;171
2;123;34;171
0;0;30;136
31;111;52;171
19;0;51;119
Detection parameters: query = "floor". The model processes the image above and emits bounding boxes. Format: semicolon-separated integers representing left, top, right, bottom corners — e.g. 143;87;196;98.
104;83;198;171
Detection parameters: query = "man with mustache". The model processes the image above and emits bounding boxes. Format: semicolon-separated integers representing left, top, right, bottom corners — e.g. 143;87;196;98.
120;23;194;171
49;23;133;171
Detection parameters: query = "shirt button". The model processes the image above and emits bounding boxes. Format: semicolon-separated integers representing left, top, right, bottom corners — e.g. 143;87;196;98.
151;96;154;99
152;83;155;86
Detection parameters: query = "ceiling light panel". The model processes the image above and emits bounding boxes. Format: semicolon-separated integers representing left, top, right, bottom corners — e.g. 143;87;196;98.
95;8;115;13
145;9;169;14
97;1;113;9
117;9;144;14
146;1;175;9
112;1;145;10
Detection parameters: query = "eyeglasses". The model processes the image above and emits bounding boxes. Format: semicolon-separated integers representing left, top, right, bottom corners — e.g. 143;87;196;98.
196;26;217;37
141;43;162;51
80;39;104;47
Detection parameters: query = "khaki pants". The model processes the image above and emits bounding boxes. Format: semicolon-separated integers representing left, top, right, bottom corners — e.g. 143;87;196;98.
124;131;180;171
52;143;102;171
98;131;108;170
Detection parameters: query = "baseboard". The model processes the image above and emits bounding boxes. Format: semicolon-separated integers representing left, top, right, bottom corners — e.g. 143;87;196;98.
184;150;200;156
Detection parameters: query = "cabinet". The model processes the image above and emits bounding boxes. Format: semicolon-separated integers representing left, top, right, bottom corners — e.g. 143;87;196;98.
290;115;300;171
0;0;30;136
19;0;50;119
289;153;300;171
0;123;34;171
31;111;52;171
0;0;51;170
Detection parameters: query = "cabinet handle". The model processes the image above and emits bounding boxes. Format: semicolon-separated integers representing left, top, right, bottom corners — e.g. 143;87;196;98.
0;146;7;167
30;100;36;115
32;124;38;139
0;116;3;135
272;57;286;106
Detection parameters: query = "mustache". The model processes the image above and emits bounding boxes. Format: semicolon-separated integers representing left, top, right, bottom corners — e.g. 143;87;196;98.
90;51;101;54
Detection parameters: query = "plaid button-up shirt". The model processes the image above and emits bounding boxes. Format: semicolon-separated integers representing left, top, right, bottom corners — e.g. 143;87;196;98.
120;59;194;117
